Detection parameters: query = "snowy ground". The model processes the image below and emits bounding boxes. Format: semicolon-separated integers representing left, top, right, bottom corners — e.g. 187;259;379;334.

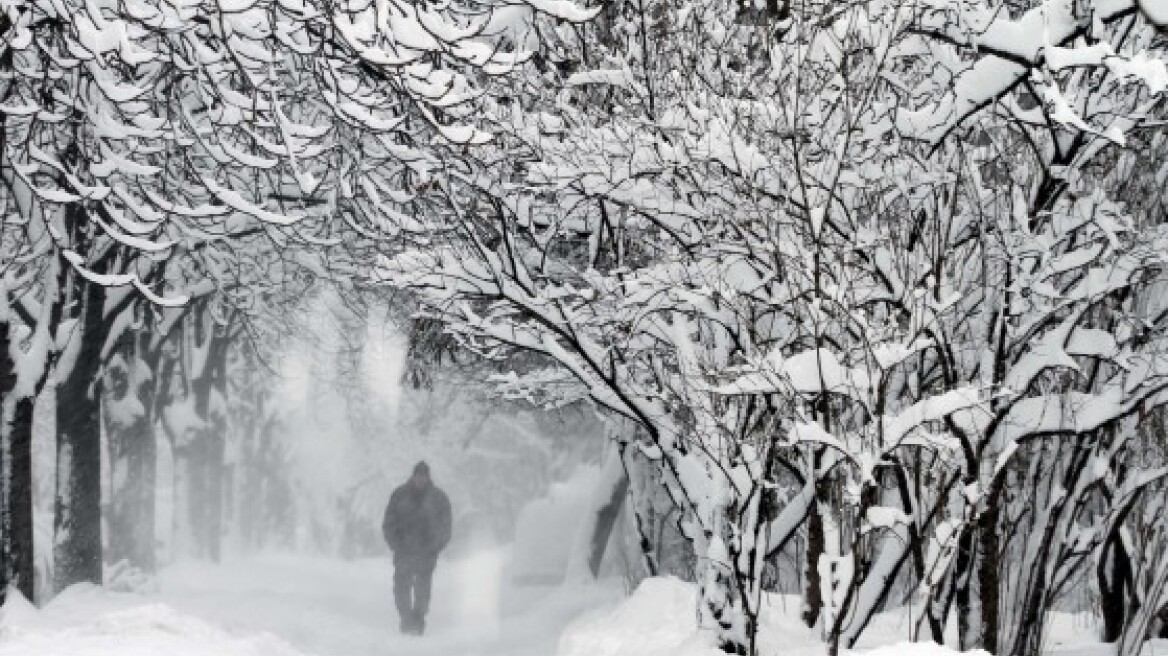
0;549;623;656
557;576;1164;656
3;552;1160;656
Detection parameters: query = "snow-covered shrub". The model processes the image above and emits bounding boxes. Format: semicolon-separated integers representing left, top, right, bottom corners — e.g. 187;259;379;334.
375;0;1168;654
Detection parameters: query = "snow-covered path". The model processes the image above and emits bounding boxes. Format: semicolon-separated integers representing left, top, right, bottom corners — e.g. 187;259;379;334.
0;551;623;656
3;555;1146;656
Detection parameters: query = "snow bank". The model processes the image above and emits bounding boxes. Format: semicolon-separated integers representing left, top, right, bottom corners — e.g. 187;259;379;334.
0;589;38;627
557;576;816;656
558;576;1002;656
860;643;991;656
0;591;308;656
558;577;720;656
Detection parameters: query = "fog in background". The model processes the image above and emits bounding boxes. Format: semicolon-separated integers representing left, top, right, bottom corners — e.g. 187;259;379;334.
24;290;609;595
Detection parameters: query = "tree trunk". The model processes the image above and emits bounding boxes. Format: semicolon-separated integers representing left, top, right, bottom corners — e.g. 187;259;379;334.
105;387;156;575
104;331;161;575
1099;527;1133;642
189;431;225;561
589;469;630;577
188;321;228;561
239;398;264;552
53;281;106;592
154;350;184;561
977;490;1002;653
205;366;226;562
8;397;36;601
1;321;15;604
1;322;38;603
953;526;980;649
803;480;827;629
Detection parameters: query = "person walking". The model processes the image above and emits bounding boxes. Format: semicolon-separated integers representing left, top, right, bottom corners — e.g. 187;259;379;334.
382;461;452;635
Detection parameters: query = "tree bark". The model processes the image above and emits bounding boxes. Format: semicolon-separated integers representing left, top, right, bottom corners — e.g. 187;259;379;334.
977;486;1002;653
953;526;979;649
9;397;36;601
803;493;826;629
1098;525;1134;642
53;279;106;592
803;452;829;631
1;323;38;604
1;321;15;605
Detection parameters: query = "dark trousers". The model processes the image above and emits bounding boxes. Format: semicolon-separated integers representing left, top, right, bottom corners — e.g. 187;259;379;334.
394;555;437;622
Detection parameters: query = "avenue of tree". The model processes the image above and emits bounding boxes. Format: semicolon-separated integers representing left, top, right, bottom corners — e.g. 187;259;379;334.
2;2;1167;656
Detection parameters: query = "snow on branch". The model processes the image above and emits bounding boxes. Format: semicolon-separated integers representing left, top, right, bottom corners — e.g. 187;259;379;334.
62;251;190;307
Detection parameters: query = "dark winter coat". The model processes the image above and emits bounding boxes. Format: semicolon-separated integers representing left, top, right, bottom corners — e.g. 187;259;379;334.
382;482;452;563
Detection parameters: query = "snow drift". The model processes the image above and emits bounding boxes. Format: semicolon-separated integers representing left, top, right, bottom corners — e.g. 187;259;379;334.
0;595;307;656
557;576;1001;656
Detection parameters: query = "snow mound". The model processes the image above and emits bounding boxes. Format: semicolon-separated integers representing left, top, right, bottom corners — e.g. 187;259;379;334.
0;601;309;656
558;576;999;656
558;577;720;656
0;589;39;627
860;643;992;656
